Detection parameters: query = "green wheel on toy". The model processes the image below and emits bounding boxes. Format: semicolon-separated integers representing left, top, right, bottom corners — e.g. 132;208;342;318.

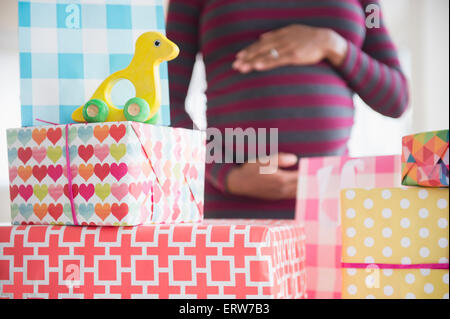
144;112;159;125
82;99;109;123
124;97;150;122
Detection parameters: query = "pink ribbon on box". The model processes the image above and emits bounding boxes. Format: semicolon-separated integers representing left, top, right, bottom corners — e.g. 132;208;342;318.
36;119;79;225
64;124;78;225
131;123;203;219
341;262;449;270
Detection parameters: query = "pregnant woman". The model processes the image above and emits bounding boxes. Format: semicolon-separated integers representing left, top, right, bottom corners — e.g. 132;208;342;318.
166;0;409;219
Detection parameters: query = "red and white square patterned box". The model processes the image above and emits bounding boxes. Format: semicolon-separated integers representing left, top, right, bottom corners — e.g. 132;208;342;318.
0;220;306;299
295;155;402;299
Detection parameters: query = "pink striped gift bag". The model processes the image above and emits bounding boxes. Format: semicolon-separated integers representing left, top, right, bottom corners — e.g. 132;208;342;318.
295;155;402;299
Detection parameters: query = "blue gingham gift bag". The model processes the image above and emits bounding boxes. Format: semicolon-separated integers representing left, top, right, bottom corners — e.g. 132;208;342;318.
18;0;170;127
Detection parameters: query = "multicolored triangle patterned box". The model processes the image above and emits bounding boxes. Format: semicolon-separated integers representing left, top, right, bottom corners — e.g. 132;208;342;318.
402;129;449;187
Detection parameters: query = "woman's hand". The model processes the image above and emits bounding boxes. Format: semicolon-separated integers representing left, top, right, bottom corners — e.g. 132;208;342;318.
226;153;299;200
232;24;348;73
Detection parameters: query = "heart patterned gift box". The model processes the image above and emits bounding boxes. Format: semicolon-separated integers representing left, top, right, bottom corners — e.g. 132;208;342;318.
340;187;449;299
6;122;205;226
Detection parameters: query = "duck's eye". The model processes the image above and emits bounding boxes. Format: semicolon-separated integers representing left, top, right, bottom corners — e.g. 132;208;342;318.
154;40;161;47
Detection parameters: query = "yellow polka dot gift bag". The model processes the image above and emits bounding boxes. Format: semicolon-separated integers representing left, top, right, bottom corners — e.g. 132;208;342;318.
340;187;449;299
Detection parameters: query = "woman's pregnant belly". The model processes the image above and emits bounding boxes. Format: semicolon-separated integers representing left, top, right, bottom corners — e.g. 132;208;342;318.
205;63;355;157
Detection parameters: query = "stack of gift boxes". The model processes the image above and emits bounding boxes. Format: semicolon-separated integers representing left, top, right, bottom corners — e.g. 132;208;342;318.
295;130;449;299
340;130;449;299
1;123;447;299
4;118;314;300
0;121;307;299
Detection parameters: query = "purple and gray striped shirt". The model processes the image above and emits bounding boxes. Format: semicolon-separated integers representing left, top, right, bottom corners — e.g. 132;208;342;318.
166;0;409;219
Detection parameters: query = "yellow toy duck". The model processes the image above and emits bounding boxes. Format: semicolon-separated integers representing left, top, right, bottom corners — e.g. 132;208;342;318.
72;31;179;124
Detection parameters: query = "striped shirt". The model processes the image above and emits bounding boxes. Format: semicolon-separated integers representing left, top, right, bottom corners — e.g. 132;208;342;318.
166;0;409;219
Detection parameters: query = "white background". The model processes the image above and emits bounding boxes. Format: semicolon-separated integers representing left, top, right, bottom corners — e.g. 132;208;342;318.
0;0;449;223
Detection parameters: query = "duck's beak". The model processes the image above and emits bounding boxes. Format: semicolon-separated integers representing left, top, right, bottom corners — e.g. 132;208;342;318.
166;41;180;61
167;42;180;61
72;106;85;122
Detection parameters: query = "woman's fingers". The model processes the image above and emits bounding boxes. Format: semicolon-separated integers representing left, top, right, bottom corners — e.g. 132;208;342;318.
277;170;299;199
234;38;291;64
226;153;299;200
252;53;292;71
234;44;293;73
234;54;290;73
236;38;268;59
237;41;274;62
237;33;289;62
277;153;299;168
